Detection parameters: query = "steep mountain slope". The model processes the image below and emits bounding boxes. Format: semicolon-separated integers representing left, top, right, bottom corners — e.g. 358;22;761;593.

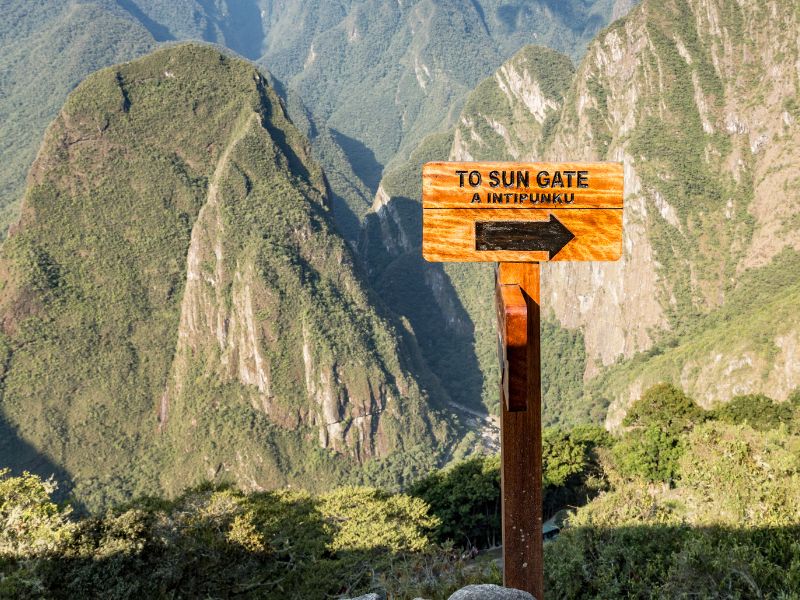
0;44;449;511
117;0;265;59
0;0;155;235
362;0;800;424
262;0;632;232
541;0;800;421
361;45;589;419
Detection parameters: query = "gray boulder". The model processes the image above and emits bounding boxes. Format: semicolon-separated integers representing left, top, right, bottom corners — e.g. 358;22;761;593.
448;584;535;600
343;594;381;600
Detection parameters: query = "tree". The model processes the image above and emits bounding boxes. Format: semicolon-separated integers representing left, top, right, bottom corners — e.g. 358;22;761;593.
623;383;704;434
615;384;705;483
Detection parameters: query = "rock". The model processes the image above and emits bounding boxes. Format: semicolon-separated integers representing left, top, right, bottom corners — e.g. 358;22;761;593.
448;584;535;600
343;594;382;600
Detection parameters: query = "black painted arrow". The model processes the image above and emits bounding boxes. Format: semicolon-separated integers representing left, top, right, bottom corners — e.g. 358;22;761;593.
475;214;575;258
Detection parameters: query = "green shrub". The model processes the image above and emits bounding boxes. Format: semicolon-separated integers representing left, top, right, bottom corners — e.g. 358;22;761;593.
546;418;800;598
711;393;795;432
613;424;686;483
623;383;705;433
412;426;612;549
614;384;705;483
0;469;73;558
409;455;501;549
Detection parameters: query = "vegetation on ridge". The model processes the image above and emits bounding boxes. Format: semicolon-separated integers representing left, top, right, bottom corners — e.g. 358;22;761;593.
2;384;799;598
0;43;449;513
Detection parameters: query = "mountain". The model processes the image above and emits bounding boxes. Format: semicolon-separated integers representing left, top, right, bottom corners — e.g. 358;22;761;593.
0;44;450;511
360;46;590;420
0;0;155;236
362;0;800;425
258;0;634;240
0;0;635;243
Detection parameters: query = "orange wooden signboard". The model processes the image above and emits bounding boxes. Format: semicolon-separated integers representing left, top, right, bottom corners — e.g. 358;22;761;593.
422;161;623;262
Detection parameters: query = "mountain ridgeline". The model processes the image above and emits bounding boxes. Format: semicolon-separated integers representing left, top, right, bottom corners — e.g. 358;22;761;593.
362;0;800;424
0;45;449;511
0;0;633;242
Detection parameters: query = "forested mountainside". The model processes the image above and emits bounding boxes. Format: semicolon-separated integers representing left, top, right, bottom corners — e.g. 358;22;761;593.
0;0;155;235
0;0;635;242
362;0;800;424
0;44;450;511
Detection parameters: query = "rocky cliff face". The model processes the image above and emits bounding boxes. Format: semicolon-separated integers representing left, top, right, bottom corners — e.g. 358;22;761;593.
544;0;800;423
362;0;800;424
0;44;448;510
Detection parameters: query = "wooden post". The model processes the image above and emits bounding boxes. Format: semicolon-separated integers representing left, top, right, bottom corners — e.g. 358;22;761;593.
497;261;543;599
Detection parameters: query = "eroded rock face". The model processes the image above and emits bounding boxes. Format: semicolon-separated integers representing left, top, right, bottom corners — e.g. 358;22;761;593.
362;0;800;424
160;76;442;467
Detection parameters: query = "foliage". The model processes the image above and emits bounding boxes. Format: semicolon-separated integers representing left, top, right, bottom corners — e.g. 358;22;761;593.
542;430;588;489
0;470;73;558
711;393;796;432
0;471;499;600
545;417;800;598
541;316;590;427
622;383;705;432
320;487;439;553
612;424;686;484
4;399;800;598
409;455;502;550
613;384;705;483
411;426;610;550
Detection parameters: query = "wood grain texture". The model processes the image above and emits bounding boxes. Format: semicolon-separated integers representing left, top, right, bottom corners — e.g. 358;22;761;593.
422;161;623;263
422;161;623;209
423;208;622;262
498;262;543;600
496;283;527;412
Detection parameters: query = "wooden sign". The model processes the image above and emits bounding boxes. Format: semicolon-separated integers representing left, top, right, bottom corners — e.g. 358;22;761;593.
422;161;623;262
420;160;624;600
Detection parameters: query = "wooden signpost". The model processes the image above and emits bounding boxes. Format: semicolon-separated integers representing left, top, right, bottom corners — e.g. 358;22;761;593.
422;161;623;599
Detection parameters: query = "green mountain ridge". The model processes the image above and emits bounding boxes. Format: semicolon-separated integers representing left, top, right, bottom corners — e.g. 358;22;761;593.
0;0;155;235
0;44;449;511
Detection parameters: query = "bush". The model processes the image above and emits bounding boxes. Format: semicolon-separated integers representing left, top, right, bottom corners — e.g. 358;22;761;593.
0;469;73;558
545;419;800;598
614;384;705;483
412;427;612;549
409;456;501;550
623;383;705;433
711;393;795;432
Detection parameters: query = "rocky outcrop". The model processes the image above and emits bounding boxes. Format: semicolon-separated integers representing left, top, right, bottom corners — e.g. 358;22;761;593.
362;0;800;423
450;46;574;163
343;584;535;600
448;586;534;600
